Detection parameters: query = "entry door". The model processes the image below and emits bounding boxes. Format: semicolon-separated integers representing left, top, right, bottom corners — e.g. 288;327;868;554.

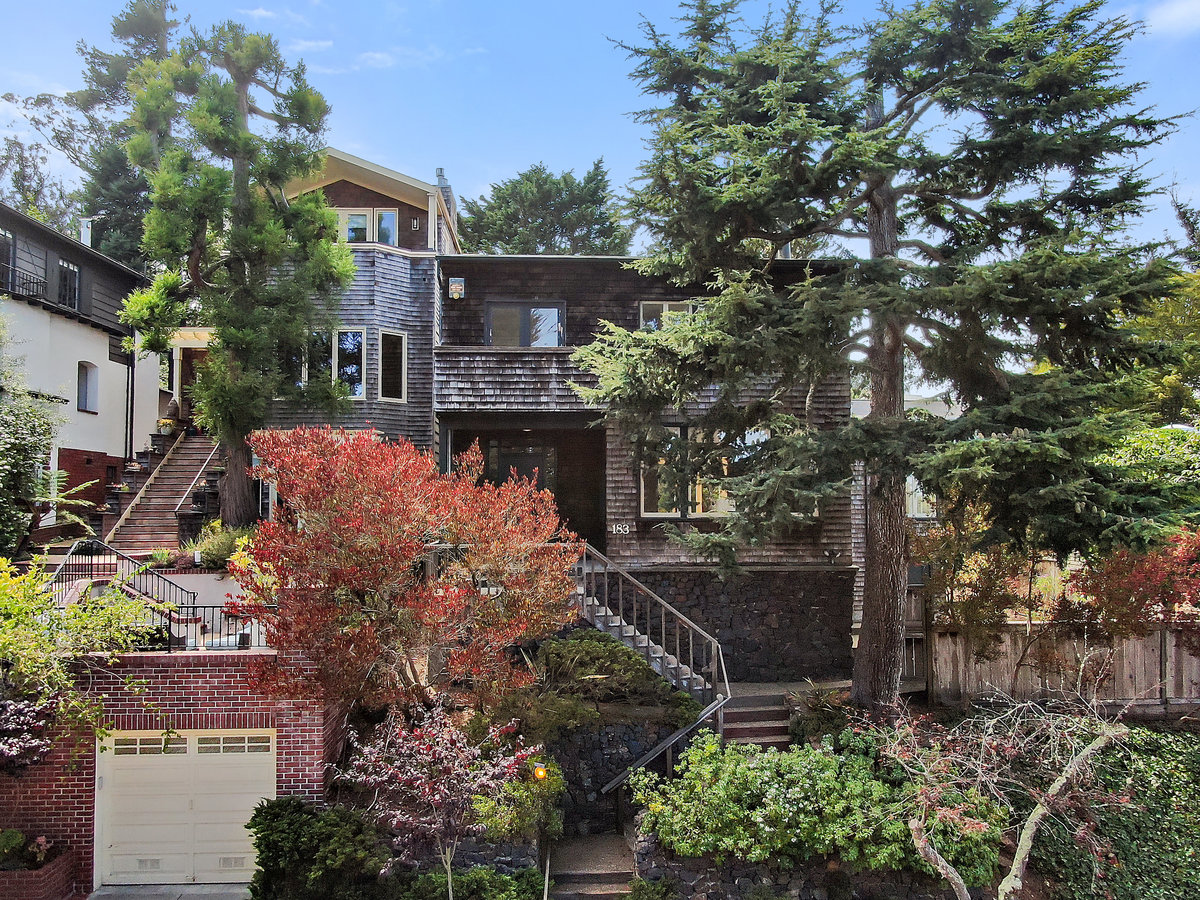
95;730;276;885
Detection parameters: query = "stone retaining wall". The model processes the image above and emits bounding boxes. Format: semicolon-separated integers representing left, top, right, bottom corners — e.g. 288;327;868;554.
635;828;971;900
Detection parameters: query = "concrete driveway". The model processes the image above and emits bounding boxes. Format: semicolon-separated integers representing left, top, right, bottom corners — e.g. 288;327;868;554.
87;886;250;900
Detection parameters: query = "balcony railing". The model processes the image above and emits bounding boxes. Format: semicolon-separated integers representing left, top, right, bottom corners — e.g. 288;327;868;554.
0;263;47;301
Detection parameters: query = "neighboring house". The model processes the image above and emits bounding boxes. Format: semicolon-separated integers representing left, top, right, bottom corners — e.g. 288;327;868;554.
0;202;160;521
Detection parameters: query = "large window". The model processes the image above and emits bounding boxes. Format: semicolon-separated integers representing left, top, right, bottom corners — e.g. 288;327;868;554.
639;300;690;330
58;260;80;309
77;361;98;413
486;302;563;347
640;426;733;519
338;208;400;246
379;330;407;402
298;330;365;398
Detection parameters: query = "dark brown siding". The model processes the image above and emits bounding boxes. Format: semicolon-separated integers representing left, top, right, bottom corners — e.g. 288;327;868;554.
320;180;429;251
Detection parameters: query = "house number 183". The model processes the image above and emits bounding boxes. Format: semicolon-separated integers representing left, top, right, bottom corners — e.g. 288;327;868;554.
609;523;631;535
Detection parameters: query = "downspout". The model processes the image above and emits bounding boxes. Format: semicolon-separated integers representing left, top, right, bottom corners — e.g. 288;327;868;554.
126;338;135;460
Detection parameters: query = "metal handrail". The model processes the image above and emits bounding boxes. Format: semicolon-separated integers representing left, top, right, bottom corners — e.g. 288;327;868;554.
105;430;187;542
0;263;47;300
601;695;731;794
574;542;731;707
174;440;221;515
51;538;198;611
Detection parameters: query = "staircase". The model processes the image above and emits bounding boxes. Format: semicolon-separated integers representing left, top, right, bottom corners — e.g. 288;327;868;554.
723;690;792;750
107;432;219;553
551;834;633;900
574;544;726;705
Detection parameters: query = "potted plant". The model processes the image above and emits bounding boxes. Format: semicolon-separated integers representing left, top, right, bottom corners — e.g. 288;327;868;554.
157;417;177;436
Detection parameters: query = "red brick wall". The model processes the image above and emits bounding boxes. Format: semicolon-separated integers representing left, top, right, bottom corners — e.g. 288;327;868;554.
56;447;123;509
0;650;328;895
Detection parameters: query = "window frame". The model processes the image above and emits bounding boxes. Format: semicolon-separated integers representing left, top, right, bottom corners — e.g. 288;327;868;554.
378;329;408;403
485;300;565;348
338;208;400;246
58;260;80;310
639;425;733;520
334;329;367;400
77;361;98;413
639;300;692;330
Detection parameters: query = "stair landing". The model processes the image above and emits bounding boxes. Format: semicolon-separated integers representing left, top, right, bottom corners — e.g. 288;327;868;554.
551;834;633;900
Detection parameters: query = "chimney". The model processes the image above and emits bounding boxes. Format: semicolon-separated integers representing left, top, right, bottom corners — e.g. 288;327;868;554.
79;216;97;247
435;167;457;223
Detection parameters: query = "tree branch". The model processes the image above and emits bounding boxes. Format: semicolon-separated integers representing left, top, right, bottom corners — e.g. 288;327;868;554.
909;818;971;900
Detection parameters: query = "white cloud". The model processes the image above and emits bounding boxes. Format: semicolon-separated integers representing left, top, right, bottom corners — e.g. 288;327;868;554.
357;51;396;69
238;7;278;19
290;38;334;53
1146;0;1200;35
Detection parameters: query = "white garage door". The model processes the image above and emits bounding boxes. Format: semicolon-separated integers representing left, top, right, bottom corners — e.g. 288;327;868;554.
96;730;276;885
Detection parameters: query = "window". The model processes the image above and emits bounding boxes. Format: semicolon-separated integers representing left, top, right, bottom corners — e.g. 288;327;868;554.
58;260;80;309
335;330;365;398
639;300;691;330
907;476;937;519
379;330;407;402
486;302;563;347
338;208;399;246
639;426;732;519
77;361;98;413
0;228;12;291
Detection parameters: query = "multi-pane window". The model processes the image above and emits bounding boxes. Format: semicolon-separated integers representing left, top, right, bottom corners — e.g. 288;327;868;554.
486;302;563;347
639;300;690;330
58;260;80;309
379;330;407;401
639;426;732;519
338;208;400;246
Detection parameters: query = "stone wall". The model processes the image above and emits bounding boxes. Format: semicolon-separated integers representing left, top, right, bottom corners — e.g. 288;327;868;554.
631;568;855;682
550;720;677;835
635;829;970;900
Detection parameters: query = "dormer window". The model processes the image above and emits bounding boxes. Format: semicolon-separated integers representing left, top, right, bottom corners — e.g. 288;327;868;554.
338;208;400;246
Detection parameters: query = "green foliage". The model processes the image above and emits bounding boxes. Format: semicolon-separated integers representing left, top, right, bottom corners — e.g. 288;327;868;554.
1033;727;1200;900
184;521;253;570
0;561;153;734
631;732;1001;887
247;797;391;900
472;756;565;841
628;878;680;900
787;684;850;744
459;159;631;255
390;867;543;900
0;828;25;865
489;629;702;743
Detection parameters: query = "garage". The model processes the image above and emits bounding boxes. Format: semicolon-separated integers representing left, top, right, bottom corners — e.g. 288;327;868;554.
95;729;276;886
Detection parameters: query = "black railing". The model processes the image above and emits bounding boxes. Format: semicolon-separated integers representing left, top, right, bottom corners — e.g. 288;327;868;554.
49;539;268;652
0;263;47;300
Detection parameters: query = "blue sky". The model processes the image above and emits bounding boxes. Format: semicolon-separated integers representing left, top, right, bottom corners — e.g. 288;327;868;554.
2;0;1198;246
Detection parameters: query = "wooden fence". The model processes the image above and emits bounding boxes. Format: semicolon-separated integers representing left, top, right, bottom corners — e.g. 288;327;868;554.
927;625;1200;711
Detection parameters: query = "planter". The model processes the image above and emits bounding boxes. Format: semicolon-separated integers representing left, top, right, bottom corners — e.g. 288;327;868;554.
0;849;75;900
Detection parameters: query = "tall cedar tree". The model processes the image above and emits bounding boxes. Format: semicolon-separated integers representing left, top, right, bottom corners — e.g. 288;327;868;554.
459;159;633;254
6;0;179;266
576;0;1178;707
120;24;354;527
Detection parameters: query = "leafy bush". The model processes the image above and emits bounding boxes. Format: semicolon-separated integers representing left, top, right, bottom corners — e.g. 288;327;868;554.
247;797;391;900
631;732;1001;887
1032;726;1200;900
472;755;565;841
787;684;850;743
490;629;702;742
388;866;543;900
0;697;52;775
0;828;54;871
185;521;253;570
628;877;680;900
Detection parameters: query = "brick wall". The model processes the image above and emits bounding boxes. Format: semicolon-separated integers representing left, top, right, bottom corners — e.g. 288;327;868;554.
56;447;123;509
0;650;330;895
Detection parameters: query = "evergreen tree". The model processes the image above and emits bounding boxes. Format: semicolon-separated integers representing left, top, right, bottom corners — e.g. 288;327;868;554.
576;0;1178;707
5;0;178;265
120;22;354;527
0;137;77;232
459;159;632;254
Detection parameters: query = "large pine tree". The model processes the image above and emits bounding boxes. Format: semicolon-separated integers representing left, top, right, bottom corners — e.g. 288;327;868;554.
575;0;1179;707
120;22;353;527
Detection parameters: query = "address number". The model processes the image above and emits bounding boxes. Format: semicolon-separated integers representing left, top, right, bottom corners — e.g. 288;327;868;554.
609;523;631;535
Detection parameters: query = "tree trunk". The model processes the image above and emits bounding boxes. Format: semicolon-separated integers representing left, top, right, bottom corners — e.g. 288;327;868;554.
220;434;256;528
850;176;908;709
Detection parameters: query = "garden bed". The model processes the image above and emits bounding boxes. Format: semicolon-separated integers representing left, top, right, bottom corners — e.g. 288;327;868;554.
0;849;75;900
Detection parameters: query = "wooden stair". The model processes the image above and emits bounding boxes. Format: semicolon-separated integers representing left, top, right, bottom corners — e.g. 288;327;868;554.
107;432;218;553
722;690;791;750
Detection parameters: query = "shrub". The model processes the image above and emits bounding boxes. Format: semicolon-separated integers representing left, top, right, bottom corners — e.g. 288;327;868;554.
472;755;566;841
1032;726;1200;900
630;732;1001;887
247;797;391;900
388;867;543;900
185;521;253;570
0;698;53;775
628;877;680;900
